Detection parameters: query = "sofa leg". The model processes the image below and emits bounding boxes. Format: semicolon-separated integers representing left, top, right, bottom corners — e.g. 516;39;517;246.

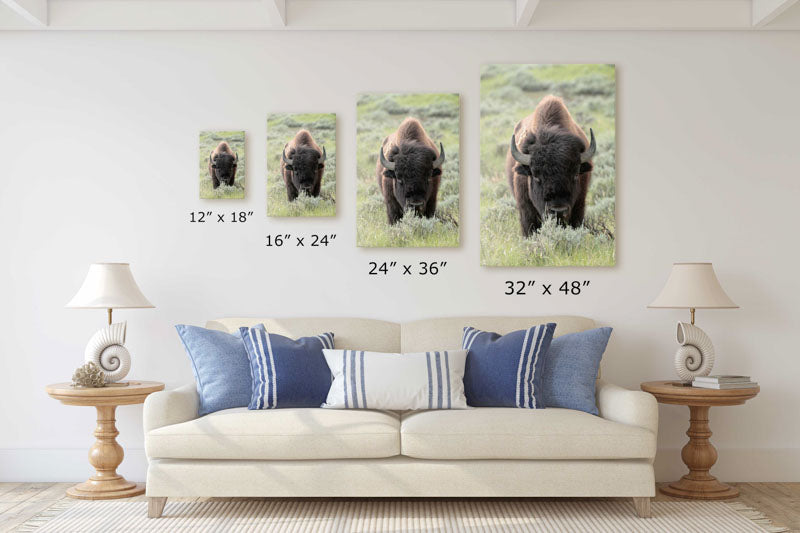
632;497;651;518
148;497;167;518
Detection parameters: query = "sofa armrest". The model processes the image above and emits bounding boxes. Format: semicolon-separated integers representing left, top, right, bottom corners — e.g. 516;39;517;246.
596;379;658;435
143;383;199;433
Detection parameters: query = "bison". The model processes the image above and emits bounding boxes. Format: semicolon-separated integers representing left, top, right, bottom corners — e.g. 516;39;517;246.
281;130;326;202
506;95;596;237
208;141;238;189
377;117;445;225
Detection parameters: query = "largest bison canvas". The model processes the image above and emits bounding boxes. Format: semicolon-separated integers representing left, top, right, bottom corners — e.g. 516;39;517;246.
356;93;460;248
480;64;616;266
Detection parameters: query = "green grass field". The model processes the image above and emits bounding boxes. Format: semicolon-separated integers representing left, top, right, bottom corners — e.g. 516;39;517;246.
480;64;616;266
356;93;460;248
199;131;245;199
267;113;336;217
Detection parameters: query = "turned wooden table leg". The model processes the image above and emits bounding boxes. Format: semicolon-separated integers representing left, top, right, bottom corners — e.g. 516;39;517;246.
66;404;145;500
660;405;739;500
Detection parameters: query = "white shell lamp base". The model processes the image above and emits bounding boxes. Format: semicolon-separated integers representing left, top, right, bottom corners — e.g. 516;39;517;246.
674;321;715;383
84;322;131;383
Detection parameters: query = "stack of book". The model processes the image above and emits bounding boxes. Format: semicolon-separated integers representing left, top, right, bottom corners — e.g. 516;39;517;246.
692;375;758;389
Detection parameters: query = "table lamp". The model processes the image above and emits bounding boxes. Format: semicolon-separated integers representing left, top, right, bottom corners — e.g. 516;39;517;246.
648;262;738;383
66;263;154;384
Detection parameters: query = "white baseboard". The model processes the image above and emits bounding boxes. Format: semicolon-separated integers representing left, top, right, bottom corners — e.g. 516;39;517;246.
2;448;798;483
0;448;148;482
654;448;800;482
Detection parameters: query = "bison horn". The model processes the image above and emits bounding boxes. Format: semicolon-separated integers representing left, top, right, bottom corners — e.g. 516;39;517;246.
379;140;395;171
510;134;532;166
580;128;596;163
319;146;327;163
282;144;293;165
432;142;445;169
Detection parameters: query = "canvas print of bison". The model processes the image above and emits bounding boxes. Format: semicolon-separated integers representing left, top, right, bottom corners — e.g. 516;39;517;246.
199;130;245;199
480;64;616;266
357;93;460;248
267;113;336;217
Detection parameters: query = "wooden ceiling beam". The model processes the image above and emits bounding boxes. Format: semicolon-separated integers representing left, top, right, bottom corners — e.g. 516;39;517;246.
752;0;800;26
263;0;286;26
0;0;794;31
1;0;46;26
515;0;541;27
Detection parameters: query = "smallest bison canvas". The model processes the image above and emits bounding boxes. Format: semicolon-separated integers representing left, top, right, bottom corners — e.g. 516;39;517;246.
267;113;336;217
199;131;245;199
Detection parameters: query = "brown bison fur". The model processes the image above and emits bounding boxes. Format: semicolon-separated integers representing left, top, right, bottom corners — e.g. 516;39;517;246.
506;95;595;237
281;129;325;202
376;117;443;225
208;141;238;189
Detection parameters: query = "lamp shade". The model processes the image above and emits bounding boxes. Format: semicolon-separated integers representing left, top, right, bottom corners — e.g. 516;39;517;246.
66;263;154;309
648;262;737;309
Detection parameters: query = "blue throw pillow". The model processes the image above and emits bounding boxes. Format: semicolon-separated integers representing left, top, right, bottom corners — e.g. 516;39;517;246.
175;325;252;417
462;323;556;408
542;327;613;415
240;325;334;409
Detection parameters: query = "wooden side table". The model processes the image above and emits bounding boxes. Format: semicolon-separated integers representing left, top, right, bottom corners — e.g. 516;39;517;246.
45;381;165;500
640;380;759;500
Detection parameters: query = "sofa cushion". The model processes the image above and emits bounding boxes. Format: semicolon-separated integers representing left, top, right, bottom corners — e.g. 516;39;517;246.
542;327;613;415
208;317;401;353
401;316;595;353
400;408;655;460
462;324;555;408
146;408;400;460
240;325;334;410
174;325;252;417
322;349;468;410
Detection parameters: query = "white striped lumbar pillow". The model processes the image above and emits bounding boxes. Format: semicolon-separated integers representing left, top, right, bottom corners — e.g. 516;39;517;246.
321;349;469;410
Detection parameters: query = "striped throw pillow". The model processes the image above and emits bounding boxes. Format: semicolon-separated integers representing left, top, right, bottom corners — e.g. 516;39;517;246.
321;349;468;410
240;324;334;409
462;323;556;408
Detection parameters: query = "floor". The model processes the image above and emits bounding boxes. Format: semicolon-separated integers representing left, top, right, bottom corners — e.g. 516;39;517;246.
0;482;798;532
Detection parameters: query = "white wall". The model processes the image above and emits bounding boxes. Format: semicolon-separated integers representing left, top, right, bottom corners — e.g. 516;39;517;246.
0;30;798;483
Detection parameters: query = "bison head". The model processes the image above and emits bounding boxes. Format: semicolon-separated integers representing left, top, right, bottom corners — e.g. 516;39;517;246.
210;151;238;186
510;128;595;224
283;144;326;194
379;140;445;210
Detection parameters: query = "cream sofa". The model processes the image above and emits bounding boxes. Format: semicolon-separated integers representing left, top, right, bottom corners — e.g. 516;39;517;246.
144;316;658;518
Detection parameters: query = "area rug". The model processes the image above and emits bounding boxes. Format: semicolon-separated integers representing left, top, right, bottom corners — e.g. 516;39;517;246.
16;499;788;533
